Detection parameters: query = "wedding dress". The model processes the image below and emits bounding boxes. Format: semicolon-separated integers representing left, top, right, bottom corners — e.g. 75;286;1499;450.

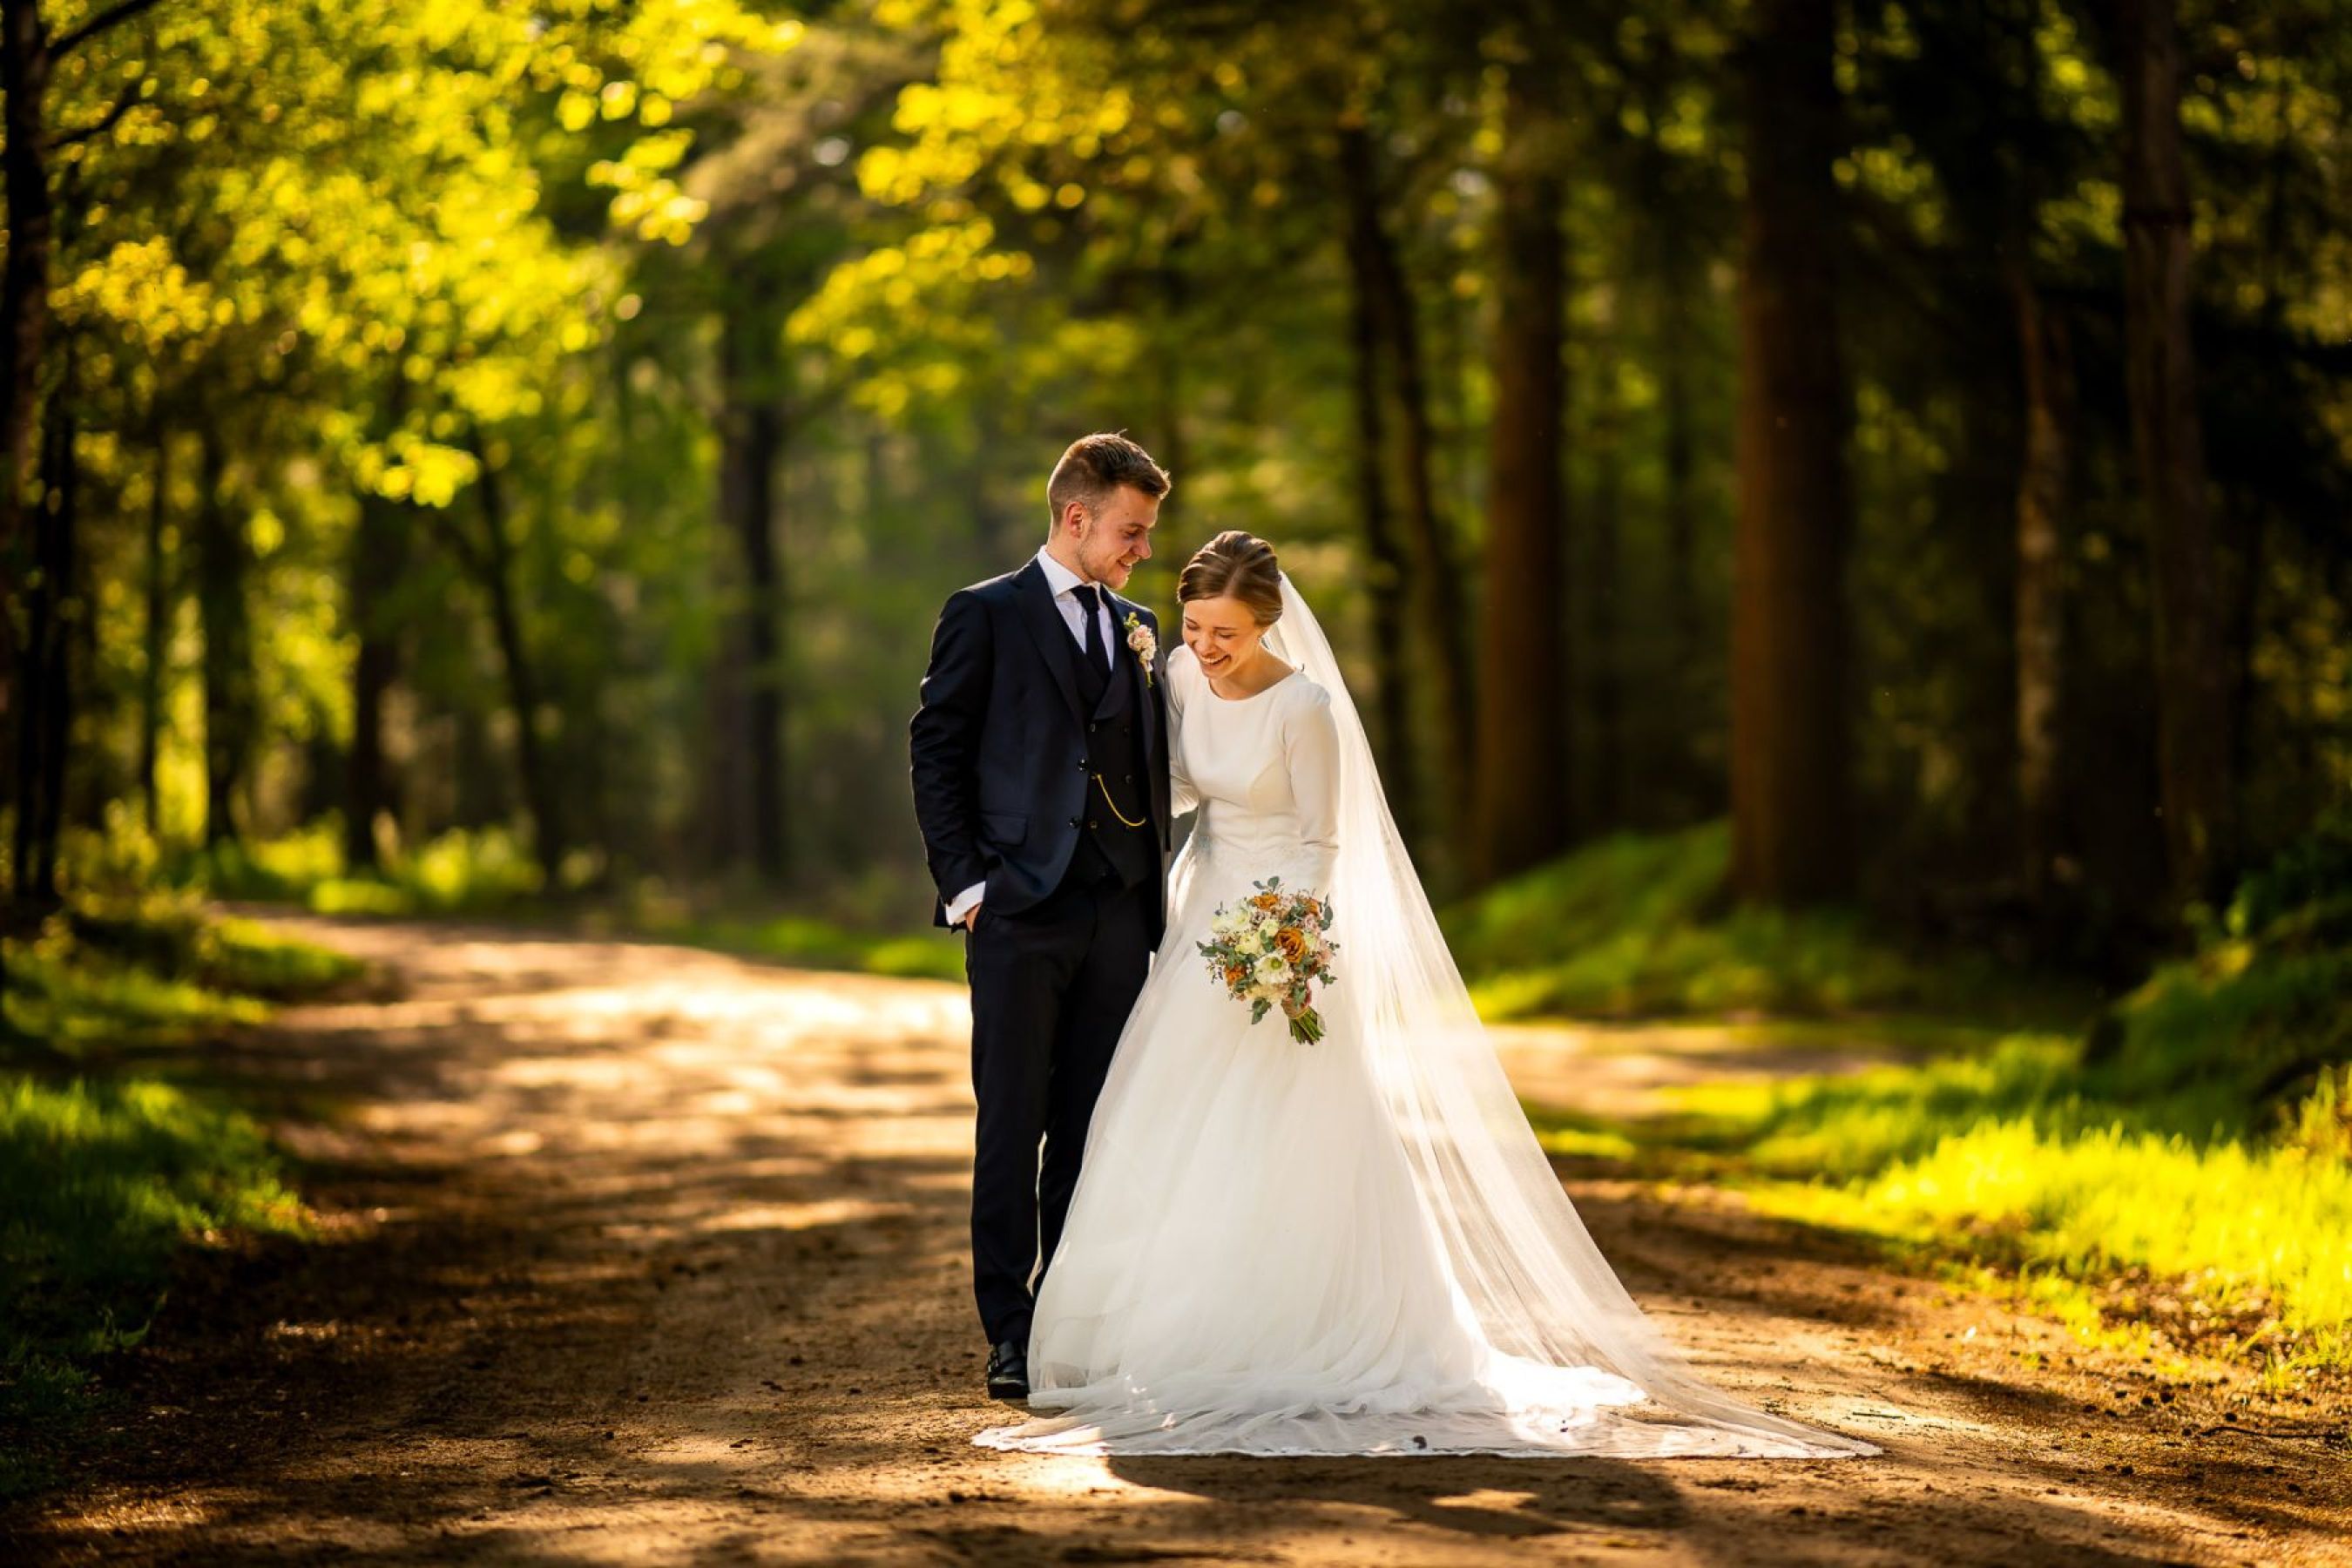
974;574;1876;1459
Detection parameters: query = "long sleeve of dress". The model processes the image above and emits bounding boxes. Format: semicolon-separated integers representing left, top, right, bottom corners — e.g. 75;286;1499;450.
1283;683;1342;893
1166;645;1200;818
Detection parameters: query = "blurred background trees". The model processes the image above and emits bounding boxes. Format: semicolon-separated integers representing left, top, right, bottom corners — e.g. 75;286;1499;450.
3;0;2346;976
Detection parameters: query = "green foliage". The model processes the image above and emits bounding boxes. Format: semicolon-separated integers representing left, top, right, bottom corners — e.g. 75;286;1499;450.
176;821;547;916
1444;821;2065;1023
1537;816;2352;1379
0;880;354;1500
0;1074;310;1499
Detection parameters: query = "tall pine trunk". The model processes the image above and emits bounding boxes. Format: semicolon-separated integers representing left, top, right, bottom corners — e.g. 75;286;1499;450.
714;315;787;884
345;489;406;871
195;424;253;851
1334;129;1474;851
2011;267;2072;906
140;410;170;837
1471;57;1571;886
2118;0;2233;911
1336;120;1421;847
10;335;76;907
0;0;55;608
463;431;565;889
1729;0;1855;905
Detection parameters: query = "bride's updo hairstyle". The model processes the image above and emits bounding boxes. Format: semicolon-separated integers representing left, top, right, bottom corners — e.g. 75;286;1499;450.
1178;530;1284;626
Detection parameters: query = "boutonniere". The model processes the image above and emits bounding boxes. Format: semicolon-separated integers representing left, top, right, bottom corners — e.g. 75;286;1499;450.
1123;612;1158;687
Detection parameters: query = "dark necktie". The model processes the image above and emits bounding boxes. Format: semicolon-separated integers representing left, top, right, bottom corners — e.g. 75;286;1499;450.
1081;583;1110;678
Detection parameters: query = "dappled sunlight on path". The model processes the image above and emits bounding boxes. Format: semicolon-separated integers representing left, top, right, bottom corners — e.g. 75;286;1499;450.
10;914;2344;1566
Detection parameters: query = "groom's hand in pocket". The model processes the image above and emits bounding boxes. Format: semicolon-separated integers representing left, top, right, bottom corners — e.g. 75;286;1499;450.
963;903;983;932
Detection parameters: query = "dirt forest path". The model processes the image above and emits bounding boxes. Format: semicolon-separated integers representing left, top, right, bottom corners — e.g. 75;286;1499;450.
11;913;2349;1566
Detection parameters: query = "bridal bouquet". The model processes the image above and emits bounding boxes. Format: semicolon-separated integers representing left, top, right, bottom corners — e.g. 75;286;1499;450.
1196;875;1339;1044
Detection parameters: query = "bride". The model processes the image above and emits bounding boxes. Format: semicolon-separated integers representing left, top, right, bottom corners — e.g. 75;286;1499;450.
976;531;1876;1460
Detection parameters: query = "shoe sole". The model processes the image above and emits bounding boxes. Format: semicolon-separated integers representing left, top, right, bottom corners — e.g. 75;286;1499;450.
987;1382;1029;1402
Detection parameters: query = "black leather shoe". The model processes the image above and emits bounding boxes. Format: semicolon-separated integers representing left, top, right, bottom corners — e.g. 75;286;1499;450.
985;1338;1029;1402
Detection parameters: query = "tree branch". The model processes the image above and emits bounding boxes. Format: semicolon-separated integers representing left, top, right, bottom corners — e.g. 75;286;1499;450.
46;71;147;149
54;0;167;58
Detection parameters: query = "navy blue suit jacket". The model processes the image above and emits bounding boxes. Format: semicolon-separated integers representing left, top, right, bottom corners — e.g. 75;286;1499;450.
909;557;1173;936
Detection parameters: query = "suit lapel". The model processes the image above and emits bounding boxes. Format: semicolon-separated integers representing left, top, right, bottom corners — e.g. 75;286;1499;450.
1016;559;1088;727
1109;591;1162;770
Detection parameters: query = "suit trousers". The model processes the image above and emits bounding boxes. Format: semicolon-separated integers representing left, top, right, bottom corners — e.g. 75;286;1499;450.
964;866;1153;1347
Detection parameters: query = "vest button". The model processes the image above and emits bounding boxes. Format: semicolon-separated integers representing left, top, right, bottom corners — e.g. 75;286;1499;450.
1067;816;1079;828
1088;820;1098;830
1078;760;1088;771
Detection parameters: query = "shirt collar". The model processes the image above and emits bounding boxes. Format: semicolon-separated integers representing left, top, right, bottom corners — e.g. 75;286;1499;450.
1034;544;1102;604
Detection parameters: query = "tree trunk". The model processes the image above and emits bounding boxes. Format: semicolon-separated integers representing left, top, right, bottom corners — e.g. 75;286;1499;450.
195;423;253;851
1729;0;1855;905
2118;0;2232;913
1588;352;1625;834
2011;267;2072;905
1335;121;1421;846
9;335;75;908
0;0;55;606
464;432;565;889
1472;57;1571;886
139;405;171;839
716;317;787;884
345;490;406;872
1337;129;1474;850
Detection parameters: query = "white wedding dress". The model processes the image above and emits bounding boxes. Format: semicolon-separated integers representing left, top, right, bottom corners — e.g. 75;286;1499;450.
974;575;1876;1460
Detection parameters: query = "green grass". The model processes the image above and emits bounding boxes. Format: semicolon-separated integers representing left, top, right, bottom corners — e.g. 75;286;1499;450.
161;814;970;983
1;868;360;1499
1445;820;2080;1024
0;1075;311;1473
1525;811;2352;1382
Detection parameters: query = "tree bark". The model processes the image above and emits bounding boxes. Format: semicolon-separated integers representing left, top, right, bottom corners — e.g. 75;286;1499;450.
195;423;253;851
2011;267;2072;905
0;0;56;613
1335;129;1475;848
1729;0;1855;905
9;335;75;907
715;316;787;884
463;432;565;889
2117;0;2233;912
1335;120;1421;846
140;408;169;838
1471;57;1572;886
345;493;406;872
1588;350;1625;834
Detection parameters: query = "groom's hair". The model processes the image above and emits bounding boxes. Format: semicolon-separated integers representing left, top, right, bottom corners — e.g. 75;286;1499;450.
1047;431;1171;531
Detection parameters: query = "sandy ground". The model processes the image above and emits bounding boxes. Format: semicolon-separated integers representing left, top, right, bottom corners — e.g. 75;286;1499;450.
7;911;2348;1566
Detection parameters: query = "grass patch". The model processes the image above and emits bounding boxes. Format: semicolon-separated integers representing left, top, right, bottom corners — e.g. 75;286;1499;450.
1445;820;2080;1024
0;1075;311;1495
1;865;359;1499
1529;812;2352;1382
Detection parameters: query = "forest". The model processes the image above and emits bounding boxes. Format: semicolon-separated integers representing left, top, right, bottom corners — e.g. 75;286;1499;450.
2;0;2350;1543
3;0;2346;948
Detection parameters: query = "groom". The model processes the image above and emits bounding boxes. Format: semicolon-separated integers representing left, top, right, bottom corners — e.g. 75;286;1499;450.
909;431;1174;1402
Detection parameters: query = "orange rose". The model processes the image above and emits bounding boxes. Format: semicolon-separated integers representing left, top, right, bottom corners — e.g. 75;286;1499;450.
1252;893;1281;911
1224;963;1247;989
1275;927;1308;961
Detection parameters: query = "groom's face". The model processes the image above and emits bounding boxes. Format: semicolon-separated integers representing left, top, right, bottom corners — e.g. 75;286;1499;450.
1073;485;1160;591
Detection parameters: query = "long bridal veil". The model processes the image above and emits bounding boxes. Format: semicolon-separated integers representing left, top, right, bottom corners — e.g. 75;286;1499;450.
1240;571;1876;1458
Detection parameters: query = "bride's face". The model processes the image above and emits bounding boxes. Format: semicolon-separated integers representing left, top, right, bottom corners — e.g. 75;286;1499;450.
1181;595;1269;679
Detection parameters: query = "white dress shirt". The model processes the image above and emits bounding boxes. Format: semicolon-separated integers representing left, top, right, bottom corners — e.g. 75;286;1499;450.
946;547;1117;926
